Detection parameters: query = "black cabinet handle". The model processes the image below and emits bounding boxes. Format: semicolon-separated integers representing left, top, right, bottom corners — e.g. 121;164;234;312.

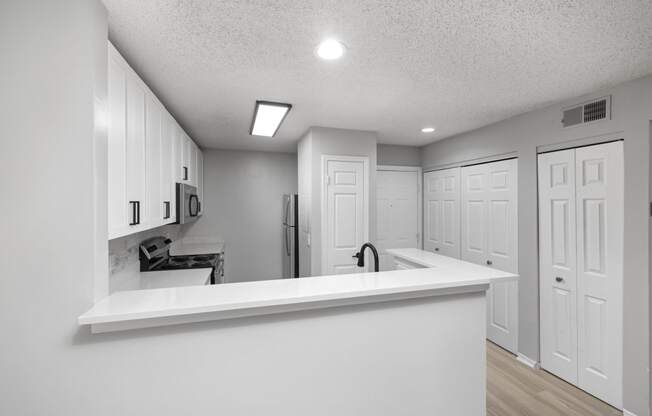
434;247;439;252
486;260;492;265
129;201;140;225
555;276;564;282
163;201;170;219
183;166;188;181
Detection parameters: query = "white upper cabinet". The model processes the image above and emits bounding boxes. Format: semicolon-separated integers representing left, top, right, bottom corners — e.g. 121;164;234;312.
196;147;204;214
107;47;128;239
107;42;201;239
160;112;176;224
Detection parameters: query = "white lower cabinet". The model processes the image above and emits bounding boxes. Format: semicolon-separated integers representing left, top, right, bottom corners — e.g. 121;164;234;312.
107;42;202;239
538;141;623;409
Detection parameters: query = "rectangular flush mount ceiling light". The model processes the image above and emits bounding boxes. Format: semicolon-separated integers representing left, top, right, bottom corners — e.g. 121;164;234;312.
249;100;292;137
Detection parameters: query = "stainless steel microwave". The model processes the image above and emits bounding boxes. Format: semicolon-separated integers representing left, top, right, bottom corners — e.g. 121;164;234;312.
176;183;201;224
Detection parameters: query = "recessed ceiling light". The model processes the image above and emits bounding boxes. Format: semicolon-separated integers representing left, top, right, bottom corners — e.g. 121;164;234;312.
250;101;292;137
316;39;345;60
421;127;435;133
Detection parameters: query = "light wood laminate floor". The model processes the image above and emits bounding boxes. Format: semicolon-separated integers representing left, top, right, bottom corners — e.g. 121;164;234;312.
487;341;622;416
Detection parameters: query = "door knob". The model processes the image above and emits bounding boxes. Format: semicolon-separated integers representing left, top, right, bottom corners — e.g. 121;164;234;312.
486;260;492;265
555;277;564;282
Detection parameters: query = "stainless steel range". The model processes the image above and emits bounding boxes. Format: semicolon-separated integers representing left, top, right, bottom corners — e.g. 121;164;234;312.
139;236;224;284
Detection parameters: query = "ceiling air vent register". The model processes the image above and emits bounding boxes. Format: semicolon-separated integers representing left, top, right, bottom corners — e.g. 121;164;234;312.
561;96;611;128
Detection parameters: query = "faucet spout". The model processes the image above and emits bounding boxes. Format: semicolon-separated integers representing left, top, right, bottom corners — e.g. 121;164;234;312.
352;243;380;272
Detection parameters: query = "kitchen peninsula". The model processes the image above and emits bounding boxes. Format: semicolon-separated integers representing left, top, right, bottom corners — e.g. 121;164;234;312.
79;261;517;415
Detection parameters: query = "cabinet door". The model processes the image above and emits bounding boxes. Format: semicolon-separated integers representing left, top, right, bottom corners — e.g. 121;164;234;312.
539;149;578;384
183;133;192;183
174;124;185;182
107;50;128;238
423;167;460;258
160;112;176;223
189;140;197;186
125;72;147;230
145;95;161;228
196;147;204;214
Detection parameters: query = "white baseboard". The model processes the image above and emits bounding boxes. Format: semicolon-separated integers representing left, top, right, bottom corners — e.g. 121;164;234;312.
623;409;638;416
515;353;539;369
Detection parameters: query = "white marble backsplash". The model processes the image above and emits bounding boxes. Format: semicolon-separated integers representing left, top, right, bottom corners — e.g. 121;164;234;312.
108;224;183;293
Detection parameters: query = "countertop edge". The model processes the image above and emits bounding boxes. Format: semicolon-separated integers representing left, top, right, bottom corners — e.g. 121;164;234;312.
78;272;493;333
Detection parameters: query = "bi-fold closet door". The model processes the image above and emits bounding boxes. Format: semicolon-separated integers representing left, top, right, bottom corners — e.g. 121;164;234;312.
460;159;519;354
424;160;518;354
423;167;461;258
538;141;623;409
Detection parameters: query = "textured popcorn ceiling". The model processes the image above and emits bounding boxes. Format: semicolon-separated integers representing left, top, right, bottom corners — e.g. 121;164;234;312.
104;0;652;152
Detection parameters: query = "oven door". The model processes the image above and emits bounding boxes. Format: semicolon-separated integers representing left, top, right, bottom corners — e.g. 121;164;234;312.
176;183;200;224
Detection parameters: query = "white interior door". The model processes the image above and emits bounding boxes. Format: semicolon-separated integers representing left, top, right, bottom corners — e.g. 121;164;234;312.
538;141;623;409
376;169;420;271
423;167;461;258
323;157;368;275
539;149;579;385
484;160;519;354
461;159;519;354
575;141;623;408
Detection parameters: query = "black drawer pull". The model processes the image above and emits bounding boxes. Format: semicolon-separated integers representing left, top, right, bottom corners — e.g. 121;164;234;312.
183;166;188;181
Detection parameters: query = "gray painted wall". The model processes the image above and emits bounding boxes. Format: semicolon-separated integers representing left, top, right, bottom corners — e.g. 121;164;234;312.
298;127;378;276
183;149;297;282
377;144;421;166
421;78;651;415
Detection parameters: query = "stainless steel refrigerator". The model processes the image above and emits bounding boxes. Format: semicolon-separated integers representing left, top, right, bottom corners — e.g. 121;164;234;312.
282;194;299;278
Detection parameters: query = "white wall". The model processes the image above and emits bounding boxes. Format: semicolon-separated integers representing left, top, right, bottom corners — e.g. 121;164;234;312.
183;149;297;282
421;78;651;415
377;144;420;166
298;127;378;276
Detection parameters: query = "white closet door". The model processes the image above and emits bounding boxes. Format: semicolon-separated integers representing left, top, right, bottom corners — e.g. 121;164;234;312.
376;170;420;271
324;158;367;275
485;159;519;353
539;149;578;384
461;164;488;265
461;160;518;353
424;167;461;258
575;141;623;408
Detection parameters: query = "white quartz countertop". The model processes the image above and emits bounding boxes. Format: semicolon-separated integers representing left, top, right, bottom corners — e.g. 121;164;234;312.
138;269;212;290
78;265;506;333
169;241;224;256
386;248;519;283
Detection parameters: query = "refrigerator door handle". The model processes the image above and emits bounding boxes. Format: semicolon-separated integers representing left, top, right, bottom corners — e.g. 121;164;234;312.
285;226;291;256
283;197;290;225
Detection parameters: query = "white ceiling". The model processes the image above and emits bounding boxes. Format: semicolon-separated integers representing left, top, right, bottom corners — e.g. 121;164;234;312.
104;0;652;152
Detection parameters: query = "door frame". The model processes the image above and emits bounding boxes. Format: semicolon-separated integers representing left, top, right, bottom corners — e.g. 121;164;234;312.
377;165;423;249
321;155;370;276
